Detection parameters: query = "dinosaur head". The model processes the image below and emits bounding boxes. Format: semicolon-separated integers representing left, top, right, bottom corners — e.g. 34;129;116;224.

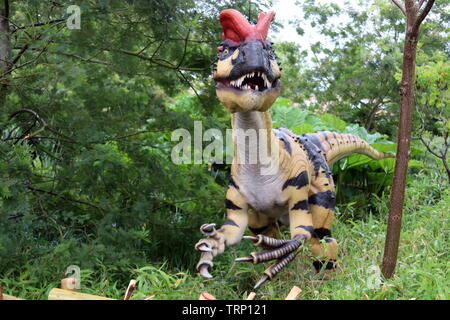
213;9;281;113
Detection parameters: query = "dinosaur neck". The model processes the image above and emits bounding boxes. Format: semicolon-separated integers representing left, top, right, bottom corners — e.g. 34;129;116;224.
231;111;279;172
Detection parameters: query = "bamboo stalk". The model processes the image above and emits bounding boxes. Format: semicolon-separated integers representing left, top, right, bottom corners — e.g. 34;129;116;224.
48;288;115;300
284;286;301;300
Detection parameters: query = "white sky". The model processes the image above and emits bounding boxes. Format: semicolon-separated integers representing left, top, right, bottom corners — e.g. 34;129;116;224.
271;0;347;50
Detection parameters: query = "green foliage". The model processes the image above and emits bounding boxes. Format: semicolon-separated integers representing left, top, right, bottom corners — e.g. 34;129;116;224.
1;171;447;300
0;0;448;301
282;0;449;136
411;51;450;180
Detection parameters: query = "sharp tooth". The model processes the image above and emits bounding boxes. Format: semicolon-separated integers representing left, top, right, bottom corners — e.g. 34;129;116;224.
255;85;259;91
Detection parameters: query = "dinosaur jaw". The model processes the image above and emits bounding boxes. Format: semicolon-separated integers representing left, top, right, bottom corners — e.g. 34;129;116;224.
215;72;281;112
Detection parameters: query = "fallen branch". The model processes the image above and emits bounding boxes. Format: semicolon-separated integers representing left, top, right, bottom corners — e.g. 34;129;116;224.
284;286;302;300
48;288;115;300
124;280;137;300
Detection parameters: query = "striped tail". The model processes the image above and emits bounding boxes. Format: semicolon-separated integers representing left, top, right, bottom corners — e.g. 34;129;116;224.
304;131;395;167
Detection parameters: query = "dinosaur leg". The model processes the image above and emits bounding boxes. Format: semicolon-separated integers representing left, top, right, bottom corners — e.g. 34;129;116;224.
248;209;279;238
309;182;339;273
236;183;311;289
195;186;248;278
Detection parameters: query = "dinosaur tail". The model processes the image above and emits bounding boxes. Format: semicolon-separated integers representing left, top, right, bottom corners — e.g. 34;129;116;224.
305;131;395;167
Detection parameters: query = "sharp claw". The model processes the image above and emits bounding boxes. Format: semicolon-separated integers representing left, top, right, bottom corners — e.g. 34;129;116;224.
199;264;213;278
235;256;253;263
243;236;259;242
196;243;212;252
200;223;217;236
253;274;269;289
203;223;216;231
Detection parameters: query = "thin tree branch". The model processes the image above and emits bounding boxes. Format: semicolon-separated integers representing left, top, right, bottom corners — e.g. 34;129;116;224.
10;43;29;66
177;70;207;109
27;184;106;212
419;135;441;158
176;29;191;68
56;51;111;65
10;108;46;127
11;18;65;33
0;33;52;78
8;108;48;139
87;129;163;144
392;0;406;16
414;0;435;30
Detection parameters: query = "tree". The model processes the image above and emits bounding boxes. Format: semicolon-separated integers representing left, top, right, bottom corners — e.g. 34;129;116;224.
414;52;450;181
382;0;435;279
289;0;448;136
0;0;273;274
291;0;404;134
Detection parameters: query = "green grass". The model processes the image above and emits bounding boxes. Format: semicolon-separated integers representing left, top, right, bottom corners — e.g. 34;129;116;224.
1;172;449;300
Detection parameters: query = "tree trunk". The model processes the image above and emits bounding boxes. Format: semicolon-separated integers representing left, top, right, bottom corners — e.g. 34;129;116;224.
382;28;418;279
365;100;381;131
382;0;435;279
0;0;10;110
443;158;450;183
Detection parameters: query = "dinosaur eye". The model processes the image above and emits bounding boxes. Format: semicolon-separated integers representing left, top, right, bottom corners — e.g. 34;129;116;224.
268;48;275;60
223;48;229;56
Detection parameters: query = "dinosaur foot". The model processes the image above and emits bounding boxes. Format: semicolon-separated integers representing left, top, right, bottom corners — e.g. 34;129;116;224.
236;234;306;289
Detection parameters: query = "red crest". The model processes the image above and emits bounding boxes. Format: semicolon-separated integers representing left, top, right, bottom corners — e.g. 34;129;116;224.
219;9;275;43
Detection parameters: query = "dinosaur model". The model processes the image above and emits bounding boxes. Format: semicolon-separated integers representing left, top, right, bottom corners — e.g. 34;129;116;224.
194;8;394;289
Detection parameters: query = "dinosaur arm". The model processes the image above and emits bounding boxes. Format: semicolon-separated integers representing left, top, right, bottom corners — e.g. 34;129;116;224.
195;185;248;277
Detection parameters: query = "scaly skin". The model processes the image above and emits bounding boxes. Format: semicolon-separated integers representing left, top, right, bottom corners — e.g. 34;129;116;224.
194;9;394;289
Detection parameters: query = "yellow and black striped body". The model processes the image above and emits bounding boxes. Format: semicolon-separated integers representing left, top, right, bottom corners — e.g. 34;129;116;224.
196;116;394;276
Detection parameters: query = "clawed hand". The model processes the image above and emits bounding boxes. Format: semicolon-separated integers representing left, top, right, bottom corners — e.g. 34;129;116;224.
235;234;306;289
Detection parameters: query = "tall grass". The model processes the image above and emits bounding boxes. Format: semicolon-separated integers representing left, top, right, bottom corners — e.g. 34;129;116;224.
1;171;448;300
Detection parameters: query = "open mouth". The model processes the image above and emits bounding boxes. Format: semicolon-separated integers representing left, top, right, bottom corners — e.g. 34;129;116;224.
216;72;279;92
